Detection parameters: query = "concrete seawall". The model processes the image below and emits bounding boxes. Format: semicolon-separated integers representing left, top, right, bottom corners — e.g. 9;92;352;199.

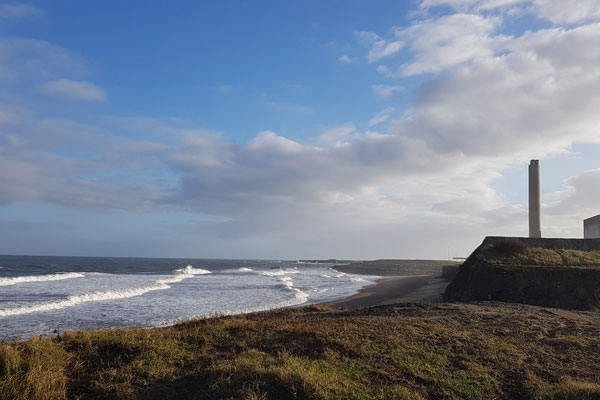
444;236;600;310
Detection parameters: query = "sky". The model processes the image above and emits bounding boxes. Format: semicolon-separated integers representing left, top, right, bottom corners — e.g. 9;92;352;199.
0;0;599;259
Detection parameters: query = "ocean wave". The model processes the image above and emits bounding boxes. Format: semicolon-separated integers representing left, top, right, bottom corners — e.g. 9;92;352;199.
278;276;308;303
237;267;254;272
0;272;85;287
259;269;300;276
0;267;210;318
174;265;211;275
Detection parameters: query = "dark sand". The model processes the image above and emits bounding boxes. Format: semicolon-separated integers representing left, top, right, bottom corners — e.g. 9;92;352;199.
327;275;449;309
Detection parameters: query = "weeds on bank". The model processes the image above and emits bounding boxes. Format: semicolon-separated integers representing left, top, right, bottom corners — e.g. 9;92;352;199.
1;304;599;400
482;241;600;267
0;337;69;400
539;381;600;400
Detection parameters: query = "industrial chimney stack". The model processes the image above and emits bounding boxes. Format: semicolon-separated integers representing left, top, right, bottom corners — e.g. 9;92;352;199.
529;160;541;238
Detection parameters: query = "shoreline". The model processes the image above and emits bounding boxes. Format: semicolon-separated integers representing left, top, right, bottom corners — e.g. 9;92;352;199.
325;274;449;309
1;268;448;342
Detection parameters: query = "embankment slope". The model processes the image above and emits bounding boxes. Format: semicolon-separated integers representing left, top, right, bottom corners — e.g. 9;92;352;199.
444;236;600;310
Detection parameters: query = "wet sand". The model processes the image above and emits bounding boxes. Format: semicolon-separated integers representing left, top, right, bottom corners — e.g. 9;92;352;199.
327;275;449;309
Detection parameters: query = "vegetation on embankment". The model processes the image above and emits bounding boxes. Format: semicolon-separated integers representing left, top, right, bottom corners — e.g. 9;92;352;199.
335;259;460;276
2;302;600;400
478;239;600;268
444;238;600;310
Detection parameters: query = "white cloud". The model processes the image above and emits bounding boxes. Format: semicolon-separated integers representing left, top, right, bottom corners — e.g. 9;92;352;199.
338;54;352;63
420;0;524;11
389;13;502;77
546;170;600;216
248;131;304;153
420;0;600;24
368;39;404;63
317;123;358;145
0;2;42;20
0;38;88;81
354;31;382;46
371;84;403;98
38;79;108;102
354;30;405;63
535;0;600;24
368;107;395;127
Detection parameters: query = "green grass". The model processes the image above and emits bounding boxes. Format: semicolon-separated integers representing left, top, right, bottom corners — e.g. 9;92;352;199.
1;303;599;399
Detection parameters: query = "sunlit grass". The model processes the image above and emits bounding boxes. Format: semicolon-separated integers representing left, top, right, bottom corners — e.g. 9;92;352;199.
1;303;599;399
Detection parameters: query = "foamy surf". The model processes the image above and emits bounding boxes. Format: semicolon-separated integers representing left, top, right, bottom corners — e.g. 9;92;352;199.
278;276;309;303
260;269;300;276
0;272;85;287
0;256;380;341
0;266;211;318
175;265;211;275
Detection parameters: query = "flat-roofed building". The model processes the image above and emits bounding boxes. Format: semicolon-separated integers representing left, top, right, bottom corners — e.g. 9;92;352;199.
584;215;600;239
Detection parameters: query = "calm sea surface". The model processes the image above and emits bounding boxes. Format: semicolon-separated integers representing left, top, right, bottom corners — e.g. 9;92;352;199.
0;255;378;341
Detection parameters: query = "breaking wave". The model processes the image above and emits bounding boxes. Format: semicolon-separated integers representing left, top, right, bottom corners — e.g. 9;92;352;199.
174;265;211;275
0;272;85;287
259;269;300;277
278;276;308;303
0;266;211;318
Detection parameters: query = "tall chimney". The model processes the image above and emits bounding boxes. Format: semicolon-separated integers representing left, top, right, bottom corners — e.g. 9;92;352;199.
529;160;541;238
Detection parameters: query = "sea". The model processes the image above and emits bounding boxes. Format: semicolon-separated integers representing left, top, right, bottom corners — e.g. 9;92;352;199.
0;255;379;341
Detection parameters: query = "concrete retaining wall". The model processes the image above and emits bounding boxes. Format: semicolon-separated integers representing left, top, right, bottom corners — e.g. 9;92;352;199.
443;236;600;310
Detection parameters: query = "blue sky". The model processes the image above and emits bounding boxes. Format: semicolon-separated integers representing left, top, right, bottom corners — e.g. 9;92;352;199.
14;1;413;139
1;0;600;259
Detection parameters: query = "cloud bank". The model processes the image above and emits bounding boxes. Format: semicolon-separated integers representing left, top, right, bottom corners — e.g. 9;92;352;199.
1;0;599;257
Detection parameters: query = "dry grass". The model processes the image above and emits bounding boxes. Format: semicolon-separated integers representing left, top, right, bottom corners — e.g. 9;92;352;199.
1;303;599;399
481;243;600;268
0;337;69;400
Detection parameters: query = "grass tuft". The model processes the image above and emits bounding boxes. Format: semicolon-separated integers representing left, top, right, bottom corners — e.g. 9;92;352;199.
540;381;600;400
0;337;69;400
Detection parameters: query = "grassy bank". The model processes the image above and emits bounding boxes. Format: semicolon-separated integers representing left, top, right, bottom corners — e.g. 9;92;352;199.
1;303;600;400
479;240;600;268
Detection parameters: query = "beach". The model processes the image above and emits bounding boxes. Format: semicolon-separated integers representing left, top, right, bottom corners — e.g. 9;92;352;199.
326;275;449;309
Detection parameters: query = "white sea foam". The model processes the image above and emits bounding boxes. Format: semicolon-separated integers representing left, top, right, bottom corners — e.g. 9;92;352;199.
349;276;366;282
0;272;85;287
0;267;210;318
260;269;300;276
236;267;254;272
174;265;211;275
278;276;308;302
